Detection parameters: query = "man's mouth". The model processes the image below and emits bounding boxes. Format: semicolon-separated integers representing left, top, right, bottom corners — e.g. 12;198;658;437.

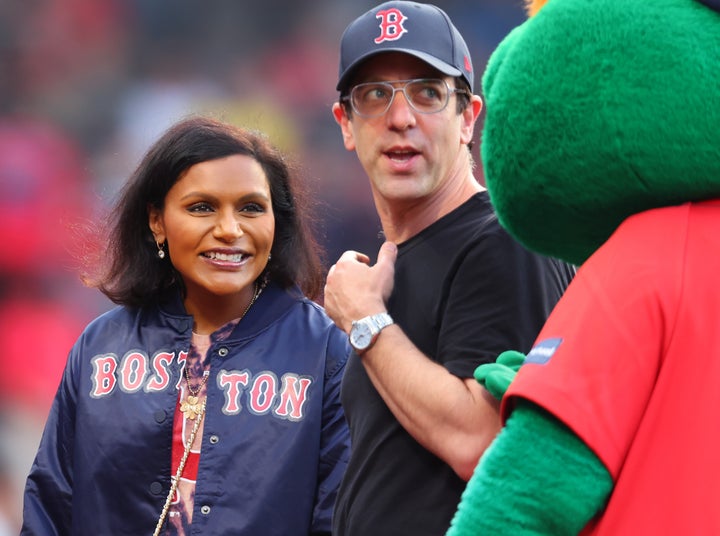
386;149;419;162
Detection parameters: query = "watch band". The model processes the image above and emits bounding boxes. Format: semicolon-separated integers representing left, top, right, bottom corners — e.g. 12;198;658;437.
369;312;393;332
349;312;394;354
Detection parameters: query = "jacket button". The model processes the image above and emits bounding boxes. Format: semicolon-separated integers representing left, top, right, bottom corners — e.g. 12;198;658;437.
200;505;211;515
154;410;167;423
150;482;163;495
209;435;219;444
218;347;229;357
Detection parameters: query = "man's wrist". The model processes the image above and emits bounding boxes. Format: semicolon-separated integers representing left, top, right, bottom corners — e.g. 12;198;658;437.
348;312;394;354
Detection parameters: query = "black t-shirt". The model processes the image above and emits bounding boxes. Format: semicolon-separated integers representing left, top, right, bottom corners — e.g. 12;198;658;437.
332;192;575;536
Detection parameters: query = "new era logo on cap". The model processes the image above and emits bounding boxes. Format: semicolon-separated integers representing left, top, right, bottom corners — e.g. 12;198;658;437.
337;1;474;92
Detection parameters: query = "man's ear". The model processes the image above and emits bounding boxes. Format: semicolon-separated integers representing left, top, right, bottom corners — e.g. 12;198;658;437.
460;95;483;146
332;102;356;151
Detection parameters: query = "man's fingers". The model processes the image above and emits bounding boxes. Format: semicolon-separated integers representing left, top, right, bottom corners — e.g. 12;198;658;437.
376;241;398;269
337;250;371;264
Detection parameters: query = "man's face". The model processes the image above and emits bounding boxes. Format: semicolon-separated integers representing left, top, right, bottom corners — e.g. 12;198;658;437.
333;52;478;207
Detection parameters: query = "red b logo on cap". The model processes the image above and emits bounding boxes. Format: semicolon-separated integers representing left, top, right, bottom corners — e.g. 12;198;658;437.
375;8;408;43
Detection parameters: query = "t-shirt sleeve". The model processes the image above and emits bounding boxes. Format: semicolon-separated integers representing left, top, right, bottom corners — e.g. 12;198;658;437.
442;225;570;378
501;211;683;478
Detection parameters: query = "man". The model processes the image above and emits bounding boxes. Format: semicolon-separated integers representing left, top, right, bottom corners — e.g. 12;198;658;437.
324;2;576;535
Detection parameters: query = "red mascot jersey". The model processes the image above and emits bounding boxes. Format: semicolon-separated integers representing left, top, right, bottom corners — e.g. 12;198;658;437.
503;200;720;534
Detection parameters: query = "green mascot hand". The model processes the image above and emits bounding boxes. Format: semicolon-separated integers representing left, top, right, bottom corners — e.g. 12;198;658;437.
474;350;526;401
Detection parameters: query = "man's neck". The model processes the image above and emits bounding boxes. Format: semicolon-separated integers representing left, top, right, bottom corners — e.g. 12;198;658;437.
376;175;484;243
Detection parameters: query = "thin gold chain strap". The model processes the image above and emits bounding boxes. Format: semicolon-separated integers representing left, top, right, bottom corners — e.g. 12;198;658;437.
152;395;207;536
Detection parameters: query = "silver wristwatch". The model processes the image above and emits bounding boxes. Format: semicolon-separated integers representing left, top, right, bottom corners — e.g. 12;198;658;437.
349;312;394;354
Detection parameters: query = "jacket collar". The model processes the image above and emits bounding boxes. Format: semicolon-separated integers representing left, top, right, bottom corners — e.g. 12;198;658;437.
156;282;305;340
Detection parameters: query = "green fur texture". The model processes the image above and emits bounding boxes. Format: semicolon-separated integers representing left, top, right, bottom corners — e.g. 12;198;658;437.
447;401;613;535
482;0;720;266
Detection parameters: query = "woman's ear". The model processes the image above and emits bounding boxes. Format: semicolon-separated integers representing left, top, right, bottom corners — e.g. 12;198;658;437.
148;204;165;243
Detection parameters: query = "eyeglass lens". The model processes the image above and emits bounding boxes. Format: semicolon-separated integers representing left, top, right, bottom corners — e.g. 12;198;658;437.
350;79;451;117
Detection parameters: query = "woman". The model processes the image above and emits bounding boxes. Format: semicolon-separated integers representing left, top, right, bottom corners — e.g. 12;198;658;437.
21;117;351;536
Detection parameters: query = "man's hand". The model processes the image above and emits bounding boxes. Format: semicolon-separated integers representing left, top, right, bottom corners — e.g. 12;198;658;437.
324;241;398;333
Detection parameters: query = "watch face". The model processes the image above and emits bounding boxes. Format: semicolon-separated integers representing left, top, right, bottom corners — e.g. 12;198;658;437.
350;321;374;350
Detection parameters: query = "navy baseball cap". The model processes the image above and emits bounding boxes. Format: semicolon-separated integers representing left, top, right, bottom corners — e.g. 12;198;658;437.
337;1;474;93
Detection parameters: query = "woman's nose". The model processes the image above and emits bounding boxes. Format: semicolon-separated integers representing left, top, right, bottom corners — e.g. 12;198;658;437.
214;213;243;239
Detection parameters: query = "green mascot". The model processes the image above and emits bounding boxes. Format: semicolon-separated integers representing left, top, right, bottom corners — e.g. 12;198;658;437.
447;0;720;534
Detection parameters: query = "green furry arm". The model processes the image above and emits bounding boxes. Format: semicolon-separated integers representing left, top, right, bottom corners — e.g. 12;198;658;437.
446;401;613;536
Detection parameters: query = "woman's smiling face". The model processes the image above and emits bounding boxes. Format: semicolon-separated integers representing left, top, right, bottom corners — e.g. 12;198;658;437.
149;154;274;310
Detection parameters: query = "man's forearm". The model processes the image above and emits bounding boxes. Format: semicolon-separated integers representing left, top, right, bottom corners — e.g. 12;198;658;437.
360;325;501;480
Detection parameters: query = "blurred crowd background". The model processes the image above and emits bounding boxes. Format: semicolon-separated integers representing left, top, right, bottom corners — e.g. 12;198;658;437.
0;0;525;531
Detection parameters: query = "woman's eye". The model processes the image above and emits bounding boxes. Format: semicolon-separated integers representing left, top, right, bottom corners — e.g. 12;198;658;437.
240;202;265;214
188;202;214;213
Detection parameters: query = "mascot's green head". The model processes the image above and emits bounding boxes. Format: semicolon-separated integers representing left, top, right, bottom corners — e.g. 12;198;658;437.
482;0;720;266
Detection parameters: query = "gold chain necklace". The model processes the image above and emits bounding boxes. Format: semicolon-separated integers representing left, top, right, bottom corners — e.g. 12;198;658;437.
179;368;209;420
179;282;262;420
154;282;264;534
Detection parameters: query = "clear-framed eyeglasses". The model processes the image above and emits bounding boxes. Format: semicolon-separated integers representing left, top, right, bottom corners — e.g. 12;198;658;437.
342;78;471;118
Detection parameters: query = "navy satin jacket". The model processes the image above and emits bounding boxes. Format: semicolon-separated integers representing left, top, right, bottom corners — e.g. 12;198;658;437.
22;283;350;535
